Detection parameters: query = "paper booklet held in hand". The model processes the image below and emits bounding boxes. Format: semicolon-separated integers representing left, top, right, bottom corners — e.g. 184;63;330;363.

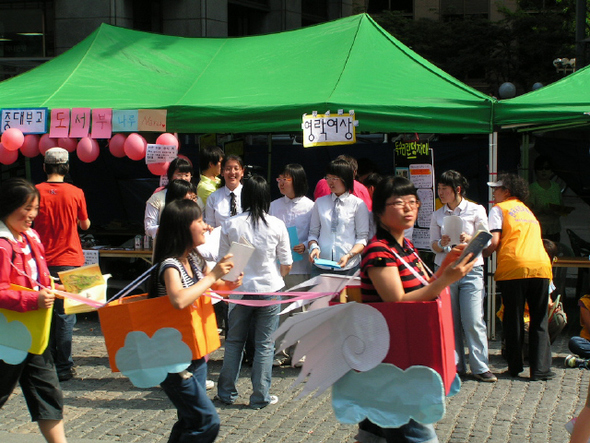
457;230;492;263
222;235;255;281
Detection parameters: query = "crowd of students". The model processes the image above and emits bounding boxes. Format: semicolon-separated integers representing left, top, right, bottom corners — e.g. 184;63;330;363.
0;144;584;442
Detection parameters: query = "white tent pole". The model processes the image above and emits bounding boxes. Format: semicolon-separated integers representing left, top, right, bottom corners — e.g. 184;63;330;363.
487;132;498;339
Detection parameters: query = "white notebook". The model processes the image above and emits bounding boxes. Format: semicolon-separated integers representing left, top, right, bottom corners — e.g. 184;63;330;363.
222;236;255;281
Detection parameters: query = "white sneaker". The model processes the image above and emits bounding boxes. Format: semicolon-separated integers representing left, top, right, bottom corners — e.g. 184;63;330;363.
206;379;215;390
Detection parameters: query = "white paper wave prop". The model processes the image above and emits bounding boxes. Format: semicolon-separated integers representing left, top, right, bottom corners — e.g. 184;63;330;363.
272;302;390;398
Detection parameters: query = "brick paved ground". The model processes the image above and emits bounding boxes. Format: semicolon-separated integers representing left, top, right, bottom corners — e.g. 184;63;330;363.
1;311;588;442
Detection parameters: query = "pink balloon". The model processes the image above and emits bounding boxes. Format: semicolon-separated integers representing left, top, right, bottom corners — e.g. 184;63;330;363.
156;133;179;149
148;162;170;176
39;134;58;155
1;128;25;151
109;133;127;158
0;143;19;164
58;137;77;153
77;137;100;163
20;134;40;158
124;133;147;161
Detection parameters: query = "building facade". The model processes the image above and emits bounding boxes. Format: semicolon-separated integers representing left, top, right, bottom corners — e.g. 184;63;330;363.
0;0;354;80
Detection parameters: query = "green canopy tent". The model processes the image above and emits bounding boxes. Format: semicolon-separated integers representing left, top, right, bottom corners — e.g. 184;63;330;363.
0;14;495;135
495;64;590;133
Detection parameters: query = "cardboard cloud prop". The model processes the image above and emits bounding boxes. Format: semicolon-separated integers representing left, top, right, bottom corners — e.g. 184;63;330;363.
115;327;193;388
0;313;32;365
332;363;446;427
273;303;390;398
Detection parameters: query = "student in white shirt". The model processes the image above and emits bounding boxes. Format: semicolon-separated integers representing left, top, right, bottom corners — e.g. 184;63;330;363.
216;175;292;409
204;155;244;228
308;159;370;277
430;170;495;382
269;163;314;288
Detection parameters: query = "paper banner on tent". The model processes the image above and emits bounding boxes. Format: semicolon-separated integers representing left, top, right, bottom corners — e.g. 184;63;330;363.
301;110;358;147
1;108;47;134
69;108;91;138
112;110;138;132
49;108;70;138
138;109;166;132
91;109;112;139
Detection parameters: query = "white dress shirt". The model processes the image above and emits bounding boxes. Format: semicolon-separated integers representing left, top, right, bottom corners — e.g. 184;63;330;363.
269;195;314;275
430;198;489;267
205;184;243;228
145;189;204;239
307;192;370;271
219;212;292;293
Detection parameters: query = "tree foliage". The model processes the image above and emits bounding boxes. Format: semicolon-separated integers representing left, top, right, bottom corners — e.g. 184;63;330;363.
372;4;578;95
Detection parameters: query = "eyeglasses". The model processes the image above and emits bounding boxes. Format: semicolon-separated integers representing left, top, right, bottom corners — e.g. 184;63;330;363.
386;199;420;209
276;177;293;183
325;176;342;182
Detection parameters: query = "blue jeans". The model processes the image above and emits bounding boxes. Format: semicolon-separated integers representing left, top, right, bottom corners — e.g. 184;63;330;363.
48;266;76;376
569;336;590;359
448;266;490;374
358;418;438;443
160;358;220;443
217;302;280;408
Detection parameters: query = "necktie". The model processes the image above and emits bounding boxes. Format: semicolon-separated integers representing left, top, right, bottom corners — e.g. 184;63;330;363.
230;192;237;216
331;197;340;233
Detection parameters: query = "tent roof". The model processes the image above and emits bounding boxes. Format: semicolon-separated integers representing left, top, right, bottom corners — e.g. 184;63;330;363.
495;64;590;131
0;14;495;134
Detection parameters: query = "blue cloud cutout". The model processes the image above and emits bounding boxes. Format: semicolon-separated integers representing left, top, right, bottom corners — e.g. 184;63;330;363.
115;327;192;388
0;312;32;365
332;363;446;428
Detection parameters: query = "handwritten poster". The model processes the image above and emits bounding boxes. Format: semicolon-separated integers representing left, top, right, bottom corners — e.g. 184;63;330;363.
1;108;47;134
49;109;70;138
69;108;91;138
301;111;358;147
112;110;138;132
138;109;166;132
91;109;113;139
395;139;435;250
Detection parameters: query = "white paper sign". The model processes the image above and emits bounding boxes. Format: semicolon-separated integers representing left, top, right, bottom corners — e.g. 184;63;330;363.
145;144;178;164
443;216;463;246
83;249;99;266
1;108;47;134
301;111;358;147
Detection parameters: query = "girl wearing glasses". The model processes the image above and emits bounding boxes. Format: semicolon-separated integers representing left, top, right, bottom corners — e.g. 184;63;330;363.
430;170;495;383
357;176;474;443
308;159;370;276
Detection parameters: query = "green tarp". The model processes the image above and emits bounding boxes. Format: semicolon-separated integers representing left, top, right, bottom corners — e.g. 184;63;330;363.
0;14;495;134
495;64;590;130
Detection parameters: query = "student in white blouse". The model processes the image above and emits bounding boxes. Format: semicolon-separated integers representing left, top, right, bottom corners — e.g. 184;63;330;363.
216;175;292;409
269;164;314;288
204;155;244;228
308;159;370;277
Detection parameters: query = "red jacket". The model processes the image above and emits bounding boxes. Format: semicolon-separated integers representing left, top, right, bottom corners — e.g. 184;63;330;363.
0;221;52;312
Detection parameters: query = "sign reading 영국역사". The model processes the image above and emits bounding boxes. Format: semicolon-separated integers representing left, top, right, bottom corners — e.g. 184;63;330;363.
1;108;48;134
301;111;358;147
145;144;178;164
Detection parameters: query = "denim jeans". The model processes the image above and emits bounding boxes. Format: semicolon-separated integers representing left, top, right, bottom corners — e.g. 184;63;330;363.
569;336;590;359
48;266;76;376
448;266;490;374
160;358;220;443
357;418;438;443
217;302;280;408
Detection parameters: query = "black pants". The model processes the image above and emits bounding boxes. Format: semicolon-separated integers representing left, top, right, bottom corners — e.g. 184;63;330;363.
498;278;552;376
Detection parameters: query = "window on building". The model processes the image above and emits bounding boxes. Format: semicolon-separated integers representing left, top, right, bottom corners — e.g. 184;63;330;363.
441;0;488;19
366;0;413;14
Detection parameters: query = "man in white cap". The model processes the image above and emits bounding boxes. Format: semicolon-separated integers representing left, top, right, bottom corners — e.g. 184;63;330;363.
35;147;91;382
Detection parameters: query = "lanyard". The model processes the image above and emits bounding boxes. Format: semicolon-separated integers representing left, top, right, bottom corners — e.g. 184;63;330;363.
389;239;432;287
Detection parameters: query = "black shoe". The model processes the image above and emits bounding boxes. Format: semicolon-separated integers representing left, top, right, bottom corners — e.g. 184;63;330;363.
58;367;76;382
530;370;556;381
